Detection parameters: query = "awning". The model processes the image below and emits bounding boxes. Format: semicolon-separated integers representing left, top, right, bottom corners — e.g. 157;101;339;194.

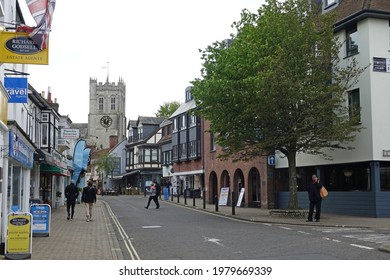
40;164;70;176
110;170;140;180
171;169;204;176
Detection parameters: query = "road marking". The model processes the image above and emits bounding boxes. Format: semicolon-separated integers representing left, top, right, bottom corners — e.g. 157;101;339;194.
203;236;224;247
279;226;292;230
350;244;374;250
102;200;141;260
298;231;311;235
142;226;161;229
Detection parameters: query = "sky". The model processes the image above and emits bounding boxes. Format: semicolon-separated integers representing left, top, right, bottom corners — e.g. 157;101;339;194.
20;0;266;123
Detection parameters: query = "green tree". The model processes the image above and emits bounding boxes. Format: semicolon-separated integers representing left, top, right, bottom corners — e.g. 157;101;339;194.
191;0;366;209
94;151;116;178
156;101;181;118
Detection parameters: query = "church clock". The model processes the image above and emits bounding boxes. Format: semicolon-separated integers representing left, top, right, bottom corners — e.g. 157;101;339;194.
100;115;112;128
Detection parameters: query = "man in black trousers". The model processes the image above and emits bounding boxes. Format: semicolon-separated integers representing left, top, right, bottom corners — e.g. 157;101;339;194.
65;179;79;220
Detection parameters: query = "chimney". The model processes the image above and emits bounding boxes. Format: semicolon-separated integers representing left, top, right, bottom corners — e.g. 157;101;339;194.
109;135;118;149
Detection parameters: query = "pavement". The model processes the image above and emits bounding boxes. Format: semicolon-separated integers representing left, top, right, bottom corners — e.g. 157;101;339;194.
1;194;390;260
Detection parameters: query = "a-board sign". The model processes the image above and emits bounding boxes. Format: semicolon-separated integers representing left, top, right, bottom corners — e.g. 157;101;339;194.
237;188;245;207
218;187;230;206
30;204;51;237
5;212;33;260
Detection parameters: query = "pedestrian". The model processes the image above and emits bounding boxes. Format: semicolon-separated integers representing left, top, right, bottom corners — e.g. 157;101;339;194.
65;179;79;221
306;174;323;222
145;180;161;209
81;180;97;222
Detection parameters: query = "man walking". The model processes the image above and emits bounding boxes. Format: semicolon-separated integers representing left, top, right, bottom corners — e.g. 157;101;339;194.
65;179;79;220
81;180;97;222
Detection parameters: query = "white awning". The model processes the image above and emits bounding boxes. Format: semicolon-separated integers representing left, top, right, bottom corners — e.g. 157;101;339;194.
110;170;140;180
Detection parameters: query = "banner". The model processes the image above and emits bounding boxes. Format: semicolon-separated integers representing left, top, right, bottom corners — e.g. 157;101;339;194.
4;77;28;103
0;31;49;65
72;139;86;184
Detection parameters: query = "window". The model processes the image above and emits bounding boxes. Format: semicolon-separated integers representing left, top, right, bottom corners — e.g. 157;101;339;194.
98;97;104;111
173;119;178;131
210;132;216;152
348;89;360;124
42;113;48;122
138;125;143;139
172;145;178;161
151;148;158;162
111;97;116;110
162;150;172;165
346;25;358;56
41;123;48;146
325;0;336;6
189;140;200;158
180;115;187;130
189;114;197;127
179;143;187;160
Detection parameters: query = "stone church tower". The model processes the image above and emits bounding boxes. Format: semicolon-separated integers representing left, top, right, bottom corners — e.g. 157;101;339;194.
88;77;126;149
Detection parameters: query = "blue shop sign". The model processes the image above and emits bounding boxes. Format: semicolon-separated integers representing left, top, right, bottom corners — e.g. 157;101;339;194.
8;131;33;168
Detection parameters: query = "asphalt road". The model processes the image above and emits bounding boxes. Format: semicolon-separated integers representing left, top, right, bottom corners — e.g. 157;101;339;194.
102;195;390;260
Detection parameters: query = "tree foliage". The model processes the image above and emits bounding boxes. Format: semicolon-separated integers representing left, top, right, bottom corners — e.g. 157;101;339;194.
94;151;116;178
191;0;366;209
156;101;181;118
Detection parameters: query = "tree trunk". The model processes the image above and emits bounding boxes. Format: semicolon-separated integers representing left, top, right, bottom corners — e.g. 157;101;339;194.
287;151;299;209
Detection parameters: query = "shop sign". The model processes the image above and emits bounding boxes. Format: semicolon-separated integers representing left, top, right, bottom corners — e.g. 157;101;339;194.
5;212;32;260
30;204;51;237
0;31;49;65
4;77;28;103
218;187;230;206
373;57;390;73
8;131;33;168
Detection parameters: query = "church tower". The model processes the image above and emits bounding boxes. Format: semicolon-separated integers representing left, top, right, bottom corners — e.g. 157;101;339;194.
88;77;126;149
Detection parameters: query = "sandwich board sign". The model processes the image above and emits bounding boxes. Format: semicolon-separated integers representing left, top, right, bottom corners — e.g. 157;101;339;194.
5;212;33;260
30;204;51;237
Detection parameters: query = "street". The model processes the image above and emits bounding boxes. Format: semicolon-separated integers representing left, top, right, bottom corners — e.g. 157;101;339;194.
102;196;390;260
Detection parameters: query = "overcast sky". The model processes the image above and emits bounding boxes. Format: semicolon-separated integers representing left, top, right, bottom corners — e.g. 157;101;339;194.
21;0;266;123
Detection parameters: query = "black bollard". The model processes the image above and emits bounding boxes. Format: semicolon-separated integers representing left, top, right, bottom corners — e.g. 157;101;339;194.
177;192;180;203
215;195;219;212
171;191;173;201
184;192;187;205
193;193;196;207
231;191;235;215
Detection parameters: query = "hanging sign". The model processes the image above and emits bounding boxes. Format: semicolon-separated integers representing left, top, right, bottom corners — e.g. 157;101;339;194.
5;212;33;260
4;77;28;103
0;31;49;65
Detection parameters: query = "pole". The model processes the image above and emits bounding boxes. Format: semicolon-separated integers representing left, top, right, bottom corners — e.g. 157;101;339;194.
215;195;219;212
231;191;235;215
203;189;206;209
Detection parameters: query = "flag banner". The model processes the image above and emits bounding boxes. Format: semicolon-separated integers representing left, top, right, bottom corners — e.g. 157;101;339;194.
72;140;86;184
0;31;49;65
17;0;56;50
4;77;28;103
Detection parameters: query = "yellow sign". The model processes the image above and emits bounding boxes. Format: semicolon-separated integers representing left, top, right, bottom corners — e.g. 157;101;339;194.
0;31;49;65
5;213;32;259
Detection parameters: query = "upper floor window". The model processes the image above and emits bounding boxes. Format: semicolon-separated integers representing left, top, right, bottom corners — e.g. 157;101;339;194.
173;118;178;132
210;132;216;152
189;114;197;127
185;89;193;102
111;97;116;110
180;115;187;130
42;113;48;122
98;97;104;111
138;125;143;139
346;25;358;57
348;89;361;124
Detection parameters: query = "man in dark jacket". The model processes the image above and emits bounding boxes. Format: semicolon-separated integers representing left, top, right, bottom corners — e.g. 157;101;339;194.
307;174;323;222
81;181;97;222
65;179;79;220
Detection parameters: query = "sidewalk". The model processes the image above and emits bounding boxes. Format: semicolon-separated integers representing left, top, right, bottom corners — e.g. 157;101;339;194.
1;200;123;260
2;195;389;260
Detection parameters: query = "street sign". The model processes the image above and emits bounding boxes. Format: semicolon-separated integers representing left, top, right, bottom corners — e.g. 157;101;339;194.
267;155;275;166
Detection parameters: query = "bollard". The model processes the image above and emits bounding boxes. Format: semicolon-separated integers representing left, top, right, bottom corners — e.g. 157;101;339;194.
215;195;219;212
171;192;173;201
231;191;235;215
193;193;196;207
184;193;187;205
177;192;180;203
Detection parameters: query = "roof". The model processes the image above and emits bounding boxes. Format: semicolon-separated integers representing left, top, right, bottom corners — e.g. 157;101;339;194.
137;116;165;126
332;0;390;29
169;99;197;119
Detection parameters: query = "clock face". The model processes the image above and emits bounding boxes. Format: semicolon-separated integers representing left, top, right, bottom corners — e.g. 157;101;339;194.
100;116;112;128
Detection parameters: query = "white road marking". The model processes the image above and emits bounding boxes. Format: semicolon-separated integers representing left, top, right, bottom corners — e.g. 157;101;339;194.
203;236;224;247
142;226;161;229
279;226;292;230
350;244;374;250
